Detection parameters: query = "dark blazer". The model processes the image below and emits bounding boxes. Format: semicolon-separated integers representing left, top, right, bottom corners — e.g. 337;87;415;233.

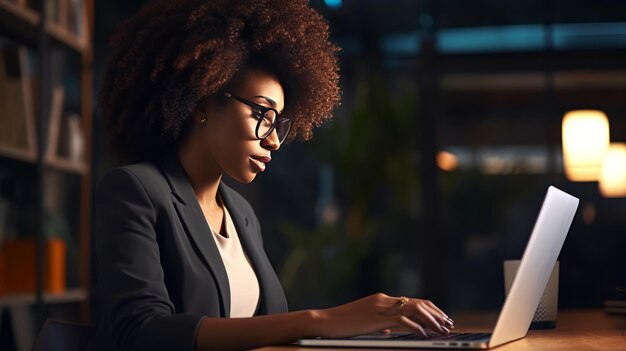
93;151;288;351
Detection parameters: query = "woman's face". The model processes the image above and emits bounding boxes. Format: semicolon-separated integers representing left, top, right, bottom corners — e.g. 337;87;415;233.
198;68;285;183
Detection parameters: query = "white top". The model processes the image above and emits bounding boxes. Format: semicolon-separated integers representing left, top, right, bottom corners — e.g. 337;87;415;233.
209;204;260;318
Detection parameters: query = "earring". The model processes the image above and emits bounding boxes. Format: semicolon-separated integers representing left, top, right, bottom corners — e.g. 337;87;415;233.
199;117;207;124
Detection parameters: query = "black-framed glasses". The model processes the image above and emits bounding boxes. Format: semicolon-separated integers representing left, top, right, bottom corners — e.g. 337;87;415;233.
223;91;292;144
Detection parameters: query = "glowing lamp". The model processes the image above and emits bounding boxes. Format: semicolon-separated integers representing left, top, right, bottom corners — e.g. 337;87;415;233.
562;110;610;181
437;150;459;172
599;143;626;197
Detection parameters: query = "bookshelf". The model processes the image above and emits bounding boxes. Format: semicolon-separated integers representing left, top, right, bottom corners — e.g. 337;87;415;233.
0;288;88;350
0;0;93;347
0;0;88;52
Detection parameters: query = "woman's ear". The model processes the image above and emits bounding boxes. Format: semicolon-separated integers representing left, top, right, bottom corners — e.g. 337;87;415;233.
189;104;208;125
193;95;220;125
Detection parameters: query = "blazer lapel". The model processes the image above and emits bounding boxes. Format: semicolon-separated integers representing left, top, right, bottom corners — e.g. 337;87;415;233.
158;152;231;317
219;183;287;315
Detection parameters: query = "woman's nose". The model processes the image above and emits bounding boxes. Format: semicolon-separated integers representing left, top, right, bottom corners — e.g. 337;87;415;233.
261;129;280;151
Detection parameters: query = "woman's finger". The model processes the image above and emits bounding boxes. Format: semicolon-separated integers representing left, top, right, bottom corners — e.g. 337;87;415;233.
426;300;454;325
396;315;428;338
423;302;454;328
404;301;448;334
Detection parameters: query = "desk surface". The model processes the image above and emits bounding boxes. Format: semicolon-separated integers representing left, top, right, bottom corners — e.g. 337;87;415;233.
256;309;626;351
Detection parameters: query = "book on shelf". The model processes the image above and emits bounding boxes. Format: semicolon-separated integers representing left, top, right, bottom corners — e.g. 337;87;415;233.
54;112;84;162
45;84;64;161
44;84;87;170
65;112;84;162
43;0;59;26
36;0;85;38
0;45;37;159
0;237;66;296
67;0;83;38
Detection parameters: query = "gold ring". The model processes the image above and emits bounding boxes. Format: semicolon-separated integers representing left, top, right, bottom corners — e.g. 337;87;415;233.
398;296;409;312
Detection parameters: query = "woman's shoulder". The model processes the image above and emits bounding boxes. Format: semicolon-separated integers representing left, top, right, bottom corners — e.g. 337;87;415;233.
96;159;169;203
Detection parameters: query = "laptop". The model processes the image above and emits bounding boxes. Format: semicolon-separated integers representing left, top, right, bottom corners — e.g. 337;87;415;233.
298;186;579;349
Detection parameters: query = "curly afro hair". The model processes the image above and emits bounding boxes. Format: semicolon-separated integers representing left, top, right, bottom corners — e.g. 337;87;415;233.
99;0;341;165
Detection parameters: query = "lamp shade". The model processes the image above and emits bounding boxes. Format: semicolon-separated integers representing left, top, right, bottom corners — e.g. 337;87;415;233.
599;143;626;197
562;110;610;181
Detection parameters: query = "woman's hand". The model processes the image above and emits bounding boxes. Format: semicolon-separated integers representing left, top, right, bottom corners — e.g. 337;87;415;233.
310;293;454;339
194;293;452;350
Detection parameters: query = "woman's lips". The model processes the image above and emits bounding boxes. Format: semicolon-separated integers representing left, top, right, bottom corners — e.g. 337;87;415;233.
249;155;271;172
251;155;271;163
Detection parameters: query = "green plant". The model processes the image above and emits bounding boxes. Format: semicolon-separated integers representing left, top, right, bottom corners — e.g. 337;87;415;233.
278;74;422;308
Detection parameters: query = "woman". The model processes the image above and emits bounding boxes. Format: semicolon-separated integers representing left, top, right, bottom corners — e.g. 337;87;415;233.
94;1;453;350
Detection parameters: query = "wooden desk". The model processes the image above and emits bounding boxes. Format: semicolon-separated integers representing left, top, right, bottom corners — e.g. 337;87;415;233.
256;309;626;351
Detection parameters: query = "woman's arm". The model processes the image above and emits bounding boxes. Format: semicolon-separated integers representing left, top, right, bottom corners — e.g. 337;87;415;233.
195;310;315;350
95;168;451;350
196;293;453;350
95;168;207;351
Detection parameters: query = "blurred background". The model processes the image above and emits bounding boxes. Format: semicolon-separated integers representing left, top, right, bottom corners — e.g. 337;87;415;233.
1;0;626;349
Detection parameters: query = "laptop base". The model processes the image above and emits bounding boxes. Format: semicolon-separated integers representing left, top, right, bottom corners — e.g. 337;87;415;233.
298;332;491;349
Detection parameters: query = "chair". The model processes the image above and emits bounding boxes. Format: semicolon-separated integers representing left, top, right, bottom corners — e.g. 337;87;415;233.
32;319;95;351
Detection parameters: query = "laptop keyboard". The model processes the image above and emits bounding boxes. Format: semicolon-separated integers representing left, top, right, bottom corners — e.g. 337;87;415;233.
431;332;491;341
394;332;491;341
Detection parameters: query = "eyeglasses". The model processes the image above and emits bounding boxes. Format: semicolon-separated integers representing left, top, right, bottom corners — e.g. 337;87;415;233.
223;91;292;144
